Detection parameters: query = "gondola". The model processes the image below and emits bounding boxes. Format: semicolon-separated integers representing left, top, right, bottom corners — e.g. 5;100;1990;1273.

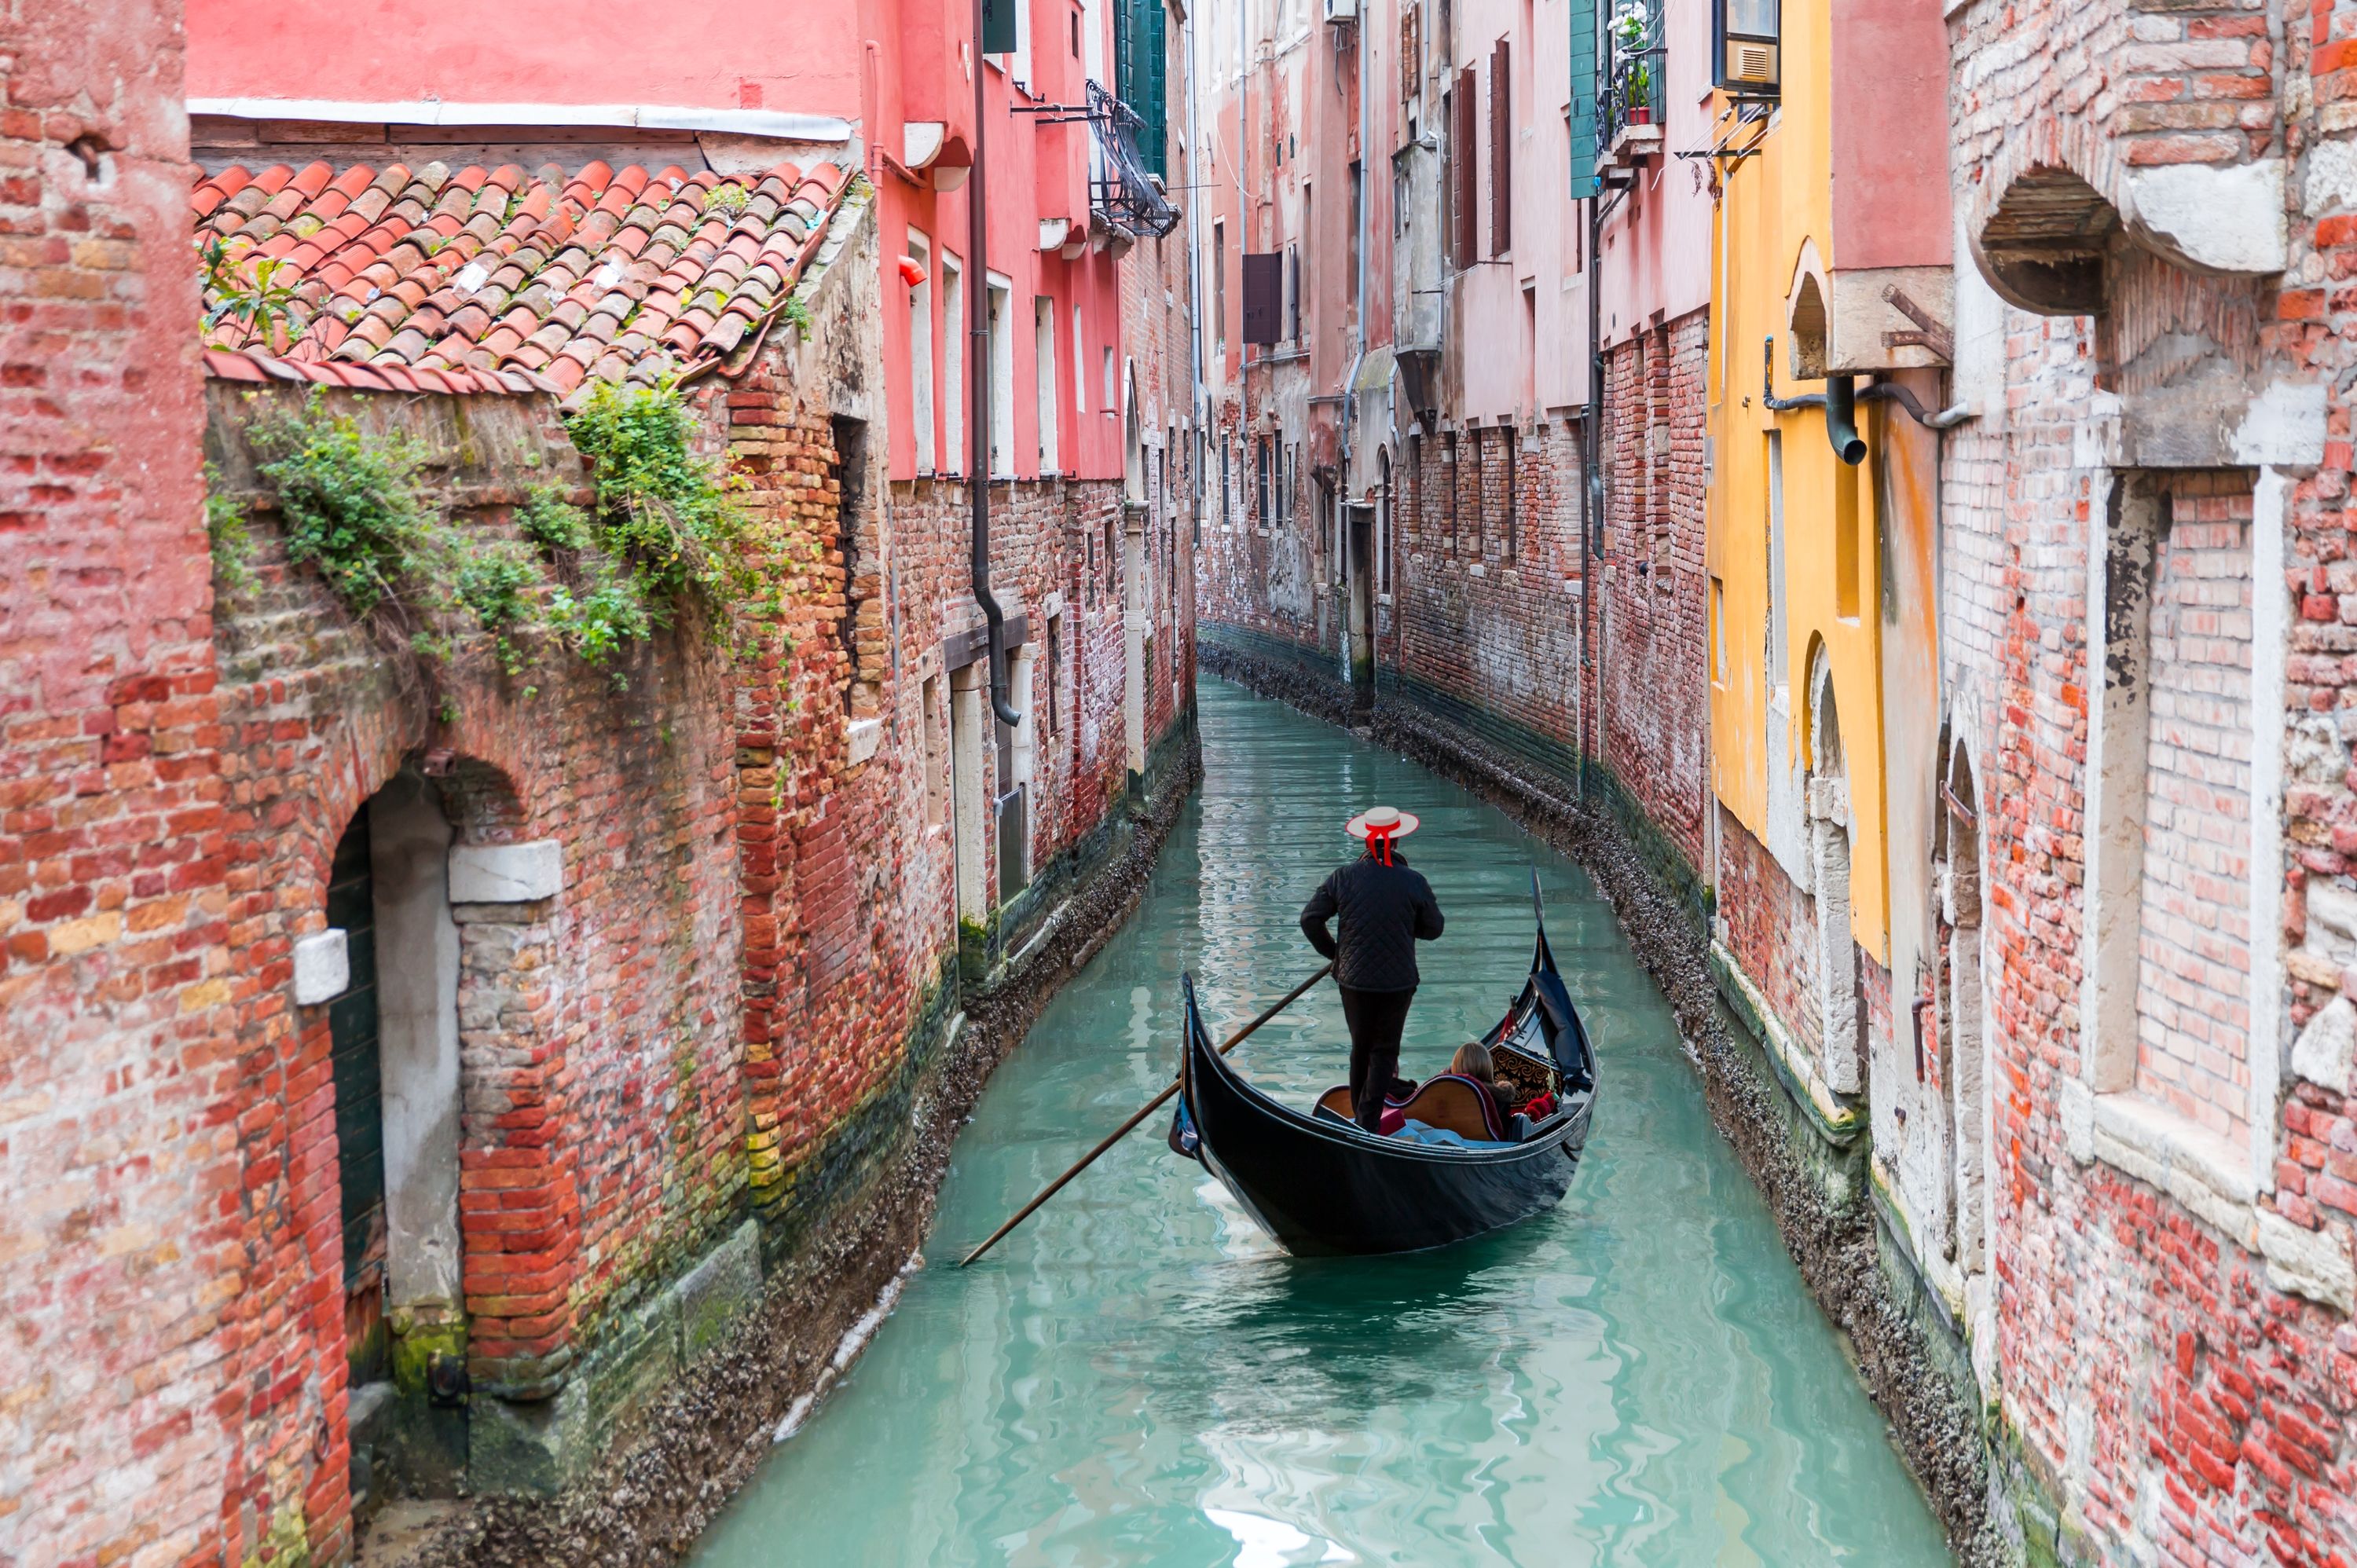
1169;874;1596;1256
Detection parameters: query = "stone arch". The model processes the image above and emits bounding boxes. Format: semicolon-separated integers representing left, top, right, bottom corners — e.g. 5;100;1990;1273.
1966;113;2287;319
1805;641;1864;1097
1940;738;2000;1387
299;743;555;1499
1785;240;1832;379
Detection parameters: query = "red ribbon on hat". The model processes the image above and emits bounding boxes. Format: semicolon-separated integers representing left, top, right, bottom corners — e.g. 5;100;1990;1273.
1365;821;1398;866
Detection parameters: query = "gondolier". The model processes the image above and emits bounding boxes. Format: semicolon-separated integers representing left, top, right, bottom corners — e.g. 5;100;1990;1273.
1299;805;1446;1130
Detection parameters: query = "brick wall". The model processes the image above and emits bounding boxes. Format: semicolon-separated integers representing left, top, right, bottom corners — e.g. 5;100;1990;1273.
1938;1;2357;1556
1593;315;1710;887
2137;479;2256;1146
4;149;1199;1556
0;4;237;1563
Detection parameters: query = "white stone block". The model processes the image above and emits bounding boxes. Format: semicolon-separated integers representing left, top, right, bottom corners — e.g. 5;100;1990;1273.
447;839;563;903
2256;1209;2355;1314
2290;995;2355;1095
846;717;884;766
292;929;350;1006
2127;159;2288;274
2061;1077;2095;1166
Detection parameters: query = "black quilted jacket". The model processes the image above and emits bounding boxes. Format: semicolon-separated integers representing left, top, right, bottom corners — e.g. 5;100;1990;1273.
1299;850;1446;992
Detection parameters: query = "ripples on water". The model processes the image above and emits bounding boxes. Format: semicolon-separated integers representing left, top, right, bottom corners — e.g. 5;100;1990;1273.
695;679;1951;1568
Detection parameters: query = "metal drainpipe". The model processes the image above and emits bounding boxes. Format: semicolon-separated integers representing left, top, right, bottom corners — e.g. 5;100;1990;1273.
970;0;1021;729
1582;156;1605;802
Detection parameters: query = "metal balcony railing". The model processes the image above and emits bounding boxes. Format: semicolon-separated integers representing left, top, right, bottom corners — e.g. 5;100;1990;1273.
1598;0;1666;169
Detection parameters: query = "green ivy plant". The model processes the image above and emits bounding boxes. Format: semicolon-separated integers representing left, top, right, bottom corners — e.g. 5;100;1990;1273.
203;463;255;595
240;382;781;701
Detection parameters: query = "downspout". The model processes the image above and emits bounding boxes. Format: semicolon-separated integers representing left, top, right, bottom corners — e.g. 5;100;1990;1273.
1336;3;1372;610
970;0;1022;728
1581;143;1601;803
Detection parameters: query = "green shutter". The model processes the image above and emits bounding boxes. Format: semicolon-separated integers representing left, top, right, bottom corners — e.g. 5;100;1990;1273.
1568;0;1598;197
1116;0;1168;178
984;0;1017;59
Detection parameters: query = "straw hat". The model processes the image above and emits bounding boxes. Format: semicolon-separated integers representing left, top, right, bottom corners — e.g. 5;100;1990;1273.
1345;805;1421;841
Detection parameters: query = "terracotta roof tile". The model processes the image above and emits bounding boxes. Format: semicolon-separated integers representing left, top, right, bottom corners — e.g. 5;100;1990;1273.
198;154;852;401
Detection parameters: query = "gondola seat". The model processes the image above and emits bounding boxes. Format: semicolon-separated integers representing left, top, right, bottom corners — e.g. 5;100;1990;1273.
1314;1077;1505;1141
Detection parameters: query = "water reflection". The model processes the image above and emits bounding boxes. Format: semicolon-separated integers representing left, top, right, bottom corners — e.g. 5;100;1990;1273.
694;679;1948;1568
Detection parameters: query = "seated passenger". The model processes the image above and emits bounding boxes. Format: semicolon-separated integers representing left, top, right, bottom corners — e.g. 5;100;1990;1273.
1450;1041;1502;1123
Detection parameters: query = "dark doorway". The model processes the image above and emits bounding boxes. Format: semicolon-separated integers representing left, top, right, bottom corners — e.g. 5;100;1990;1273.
327;804;389;1385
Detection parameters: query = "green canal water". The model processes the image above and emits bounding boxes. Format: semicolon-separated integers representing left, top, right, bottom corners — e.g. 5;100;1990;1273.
696;679;1950;1567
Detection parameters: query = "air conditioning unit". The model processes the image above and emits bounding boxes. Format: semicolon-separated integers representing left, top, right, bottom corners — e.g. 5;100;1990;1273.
1323;0;1358;23
1723;38;1778;86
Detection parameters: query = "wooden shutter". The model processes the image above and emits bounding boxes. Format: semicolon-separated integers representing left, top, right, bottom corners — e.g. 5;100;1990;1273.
1490;39;1511;256
1241;252;1282;346
1453;68;1478;265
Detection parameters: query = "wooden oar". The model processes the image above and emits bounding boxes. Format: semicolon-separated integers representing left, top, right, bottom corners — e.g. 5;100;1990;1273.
958;961;1334;1267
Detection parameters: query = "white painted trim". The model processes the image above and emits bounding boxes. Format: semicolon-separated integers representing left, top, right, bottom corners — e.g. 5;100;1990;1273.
189;97;852;143
2249;467;2289;1195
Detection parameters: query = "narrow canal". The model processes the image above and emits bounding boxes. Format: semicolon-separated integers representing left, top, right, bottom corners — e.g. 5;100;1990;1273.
697;678;1950;1566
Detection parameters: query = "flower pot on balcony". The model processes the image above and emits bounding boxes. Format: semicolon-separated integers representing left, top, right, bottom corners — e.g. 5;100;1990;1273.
1629;106;1652;124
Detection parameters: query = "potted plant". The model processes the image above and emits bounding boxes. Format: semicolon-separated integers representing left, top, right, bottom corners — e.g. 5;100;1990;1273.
1612;2;1654;124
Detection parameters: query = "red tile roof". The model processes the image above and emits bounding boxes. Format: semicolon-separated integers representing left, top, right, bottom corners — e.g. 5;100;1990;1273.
195;157;851;400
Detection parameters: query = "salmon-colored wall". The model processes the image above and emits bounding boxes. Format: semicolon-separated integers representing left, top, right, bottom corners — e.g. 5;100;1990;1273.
185;0;1130;487
186;0;863;118
1827;0;1952;271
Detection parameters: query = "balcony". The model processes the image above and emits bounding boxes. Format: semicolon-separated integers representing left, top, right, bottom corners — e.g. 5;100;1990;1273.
1596;1;1664;181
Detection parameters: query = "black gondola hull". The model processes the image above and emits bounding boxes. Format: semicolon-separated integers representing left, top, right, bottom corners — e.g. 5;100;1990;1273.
1178;889;1596;1256
1186;1028;1588;1255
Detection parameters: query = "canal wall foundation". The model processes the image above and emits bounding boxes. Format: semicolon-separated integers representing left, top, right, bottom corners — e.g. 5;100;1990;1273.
382;720;1204;1565
1198;629;2013;1566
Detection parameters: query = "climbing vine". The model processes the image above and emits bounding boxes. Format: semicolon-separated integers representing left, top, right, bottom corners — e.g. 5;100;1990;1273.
238;381;783;699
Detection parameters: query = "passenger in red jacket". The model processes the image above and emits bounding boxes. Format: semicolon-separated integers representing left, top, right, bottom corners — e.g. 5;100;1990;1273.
1299;805;1446;1130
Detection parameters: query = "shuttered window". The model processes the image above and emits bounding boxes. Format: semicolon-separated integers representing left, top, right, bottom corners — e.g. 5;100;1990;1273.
1490;39;1512;257
1453;68;1478;266
1569;0;1598;198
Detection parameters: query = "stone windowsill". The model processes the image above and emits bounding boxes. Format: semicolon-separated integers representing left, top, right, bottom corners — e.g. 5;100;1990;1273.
2067;1081;2354;1312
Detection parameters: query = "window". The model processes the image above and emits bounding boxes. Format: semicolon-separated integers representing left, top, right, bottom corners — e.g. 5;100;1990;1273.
1286;244;1300;342
908;230;935;473
1452;70;1477;266
986;275;1013;475
1714;0;1781;94
1444;432;1459;554
1378;449;1392;593
1011;0;1034;90
921;673;948;825
1213;220;1227;360
941;253;965;473
1220;440;1231;526
1489;38;1512;256
1034;297;1059;472
1047;614;1063;734
1071;8;1080;56
1711;577;1728;684
1115;0;1169;176
1256;438;1270;524
1102;346;1116;415
1348;161;1362;313
1072;304;1087;416
1503;428;1517;561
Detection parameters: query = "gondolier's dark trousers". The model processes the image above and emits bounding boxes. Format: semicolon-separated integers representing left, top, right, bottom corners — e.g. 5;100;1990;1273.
1339;984;1416;1130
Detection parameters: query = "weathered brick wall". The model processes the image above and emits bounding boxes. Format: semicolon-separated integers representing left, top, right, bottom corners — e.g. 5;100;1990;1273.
1391;420;1586;758
1594;314;1711;885
2138;478;2256;1147
0;6;239;1565
1719;808;1824;1061
1940;1;2357;1556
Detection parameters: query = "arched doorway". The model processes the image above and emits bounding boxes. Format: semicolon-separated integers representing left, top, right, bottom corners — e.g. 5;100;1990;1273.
1808;648;1864;1097
1940;749;1996;1384
323;768;467;1497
